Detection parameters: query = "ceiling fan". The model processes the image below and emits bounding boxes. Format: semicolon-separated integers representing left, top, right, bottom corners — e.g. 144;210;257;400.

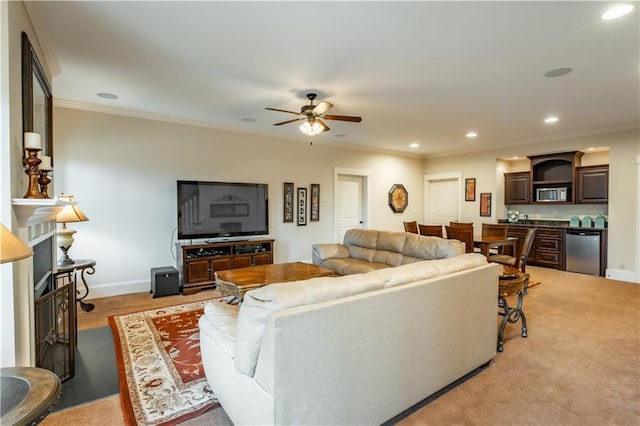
265;93;362;136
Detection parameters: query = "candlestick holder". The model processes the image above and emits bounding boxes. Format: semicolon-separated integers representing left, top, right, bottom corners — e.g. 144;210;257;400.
23;148;43;198
38;170;52;198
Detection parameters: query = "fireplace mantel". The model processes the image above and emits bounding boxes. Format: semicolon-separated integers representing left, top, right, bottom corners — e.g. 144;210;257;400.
12;198;67;227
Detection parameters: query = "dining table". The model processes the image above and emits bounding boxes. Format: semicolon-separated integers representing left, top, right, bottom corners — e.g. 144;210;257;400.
473;235;518;258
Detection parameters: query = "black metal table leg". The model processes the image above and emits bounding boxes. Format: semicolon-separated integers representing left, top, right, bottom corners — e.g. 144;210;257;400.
497;289;527;352
76;266;95;312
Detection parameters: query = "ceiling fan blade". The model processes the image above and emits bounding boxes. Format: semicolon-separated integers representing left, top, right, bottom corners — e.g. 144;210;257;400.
323;114;362;123
265;107;301;115
273;117;304;126
312;101;333;115
316;119;330;132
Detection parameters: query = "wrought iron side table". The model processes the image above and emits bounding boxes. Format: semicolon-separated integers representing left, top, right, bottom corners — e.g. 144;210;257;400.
497;267;529;352
56;259;97;312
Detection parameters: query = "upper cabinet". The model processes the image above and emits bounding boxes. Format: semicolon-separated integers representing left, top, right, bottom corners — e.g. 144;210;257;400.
503;151;609;205
504;172;531;204
576;165;609;204
529;151;583;204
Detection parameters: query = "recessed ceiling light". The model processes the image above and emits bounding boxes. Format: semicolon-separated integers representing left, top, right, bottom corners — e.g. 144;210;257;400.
587;147;596;151
512;156;520;160
410;143;419;148
466;131;477;138
544;67;573;78
97;92;118;100
602;4;634;20
544;116;559;124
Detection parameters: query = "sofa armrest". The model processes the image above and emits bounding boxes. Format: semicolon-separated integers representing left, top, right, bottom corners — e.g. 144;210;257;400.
312;243;350;264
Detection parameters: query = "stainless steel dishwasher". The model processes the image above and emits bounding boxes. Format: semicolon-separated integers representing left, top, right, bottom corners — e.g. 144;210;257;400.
565;230;600;275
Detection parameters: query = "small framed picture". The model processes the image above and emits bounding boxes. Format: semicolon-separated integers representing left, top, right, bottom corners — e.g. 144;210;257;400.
283;182;294;223
480;192;492;217
465;178;476;202
297;187;307;226
310;184;320;221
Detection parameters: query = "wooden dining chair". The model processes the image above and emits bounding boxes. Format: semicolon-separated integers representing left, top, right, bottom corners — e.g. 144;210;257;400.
445;225;474;253
418;224;443;237
481;223;509;254
481;223;508;238
403;221;419;234
449;221;473;228
489;227;537;272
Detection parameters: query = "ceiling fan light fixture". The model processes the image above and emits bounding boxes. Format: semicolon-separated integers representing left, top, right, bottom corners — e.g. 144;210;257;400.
299;120;324;136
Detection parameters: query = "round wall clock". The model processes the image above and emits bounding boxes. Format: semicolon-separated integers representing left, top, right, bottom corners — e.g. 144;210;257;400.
388;184;408;213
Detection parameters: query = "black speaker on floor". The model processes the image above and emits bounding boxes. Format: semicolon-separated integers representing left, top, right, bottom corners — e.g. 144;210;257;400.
150;266;180;298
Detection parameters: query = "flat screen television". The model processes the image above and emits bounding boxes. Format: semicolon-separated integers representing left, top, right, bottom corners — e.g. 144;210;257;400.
177;180;269;240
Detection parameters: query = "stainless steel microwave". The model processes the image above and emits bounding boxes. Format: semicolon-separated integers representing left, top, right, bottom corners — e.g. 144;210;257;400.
536;187;567;202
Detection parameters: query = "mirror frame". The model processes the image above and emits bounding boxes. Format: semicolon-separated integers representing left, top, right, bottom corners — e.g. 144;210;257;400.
22;32;53;164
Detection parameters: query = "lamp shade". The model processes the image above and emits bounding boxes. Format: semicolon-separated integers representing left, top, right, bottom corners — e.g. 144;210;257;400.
299;121;325;136
1;224;33;264
56;195;89;224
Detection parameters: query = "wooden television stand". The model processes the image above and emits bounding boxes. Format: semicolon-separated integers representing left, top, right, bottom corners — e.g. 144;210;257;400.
176;239;274;295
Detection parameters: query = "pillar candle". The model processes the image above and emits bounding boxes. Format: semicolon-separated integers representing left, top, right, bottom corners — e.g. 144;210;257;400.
24;132;42;149
39;155;52;171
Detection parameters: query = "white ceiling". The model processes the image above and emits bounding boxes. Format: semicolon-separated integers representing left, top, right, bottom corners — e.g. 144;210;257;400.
28;1;639;157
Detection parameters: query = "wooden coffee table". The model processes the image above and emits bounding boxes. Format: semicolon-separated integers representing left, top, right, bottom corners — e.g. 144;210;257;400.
215;262;334;302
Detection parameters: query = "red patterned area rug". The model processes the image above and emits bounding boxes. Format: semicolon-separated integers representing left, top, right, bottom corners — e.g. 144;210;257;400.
108;300;222;426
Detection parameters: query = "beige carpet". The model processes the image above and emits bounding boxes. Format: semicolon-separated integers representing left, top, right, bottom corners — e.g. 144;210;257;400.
42;267;639;425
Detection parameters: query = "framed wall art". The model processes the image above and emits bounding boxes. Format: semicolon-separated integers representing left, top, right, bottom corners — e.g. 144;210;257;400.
297;187;307;226
310;184;320;221
465;178;476;202
480;192;492;217
22;32;53;161
283;182;294;223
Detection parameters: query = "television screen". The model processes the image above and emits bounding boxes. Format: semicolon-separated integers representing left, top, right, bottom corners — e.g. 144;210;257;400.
177;180;269;240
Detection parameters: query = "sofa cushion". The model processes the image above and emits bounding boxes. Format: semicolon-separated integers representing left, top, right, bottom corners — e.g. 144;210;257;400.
312;243;349;264
372;250;403;267
344;229;379;249
376;231;406;252
402;233;464;260
342;259;390;275
234;272;386;376
199;301;240;359
368;260;440;287
348;246;376;262
429;253;488;275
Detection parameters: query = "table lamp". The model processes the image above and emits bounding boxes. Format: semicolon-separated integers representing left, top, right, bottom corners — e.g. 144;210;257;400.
56;195;89;266
1;223;33;264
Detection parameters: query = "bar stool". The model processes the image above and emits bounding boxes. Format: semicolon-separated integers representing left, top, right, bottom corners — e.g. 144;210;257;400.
497;266;529;352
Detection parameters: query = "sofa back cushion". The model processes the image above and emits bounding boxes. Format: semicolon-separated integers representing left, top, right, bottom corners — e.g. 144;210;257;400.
234;272;386;376
402;233;464;261
345;229;379;262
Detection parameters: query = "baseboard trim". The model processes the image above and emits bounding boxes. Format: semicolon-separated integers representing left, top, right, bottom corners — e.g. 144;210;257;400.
605;269;639;284
86;279;149;299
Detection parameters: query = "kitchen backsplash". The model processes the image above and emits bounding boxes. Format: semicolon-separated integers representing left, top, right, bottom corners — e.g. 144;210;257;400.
504;204;608;221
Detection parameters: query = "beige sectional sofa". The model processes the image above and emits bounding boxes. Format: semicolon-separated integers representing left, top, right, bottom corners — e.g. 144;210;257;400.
199;248;498;425
312;229;465;274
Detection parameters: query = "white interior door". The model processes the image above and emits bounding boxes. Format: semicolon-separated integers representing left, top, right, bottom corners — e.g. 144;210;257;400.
336;175;364;242
424;172;462;225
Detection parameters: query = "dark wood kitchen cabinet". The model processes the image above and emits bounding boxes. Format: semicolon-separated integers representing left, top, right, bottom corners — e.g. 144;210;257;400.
504;172;531;204
576;165;609;204
533;227;564;270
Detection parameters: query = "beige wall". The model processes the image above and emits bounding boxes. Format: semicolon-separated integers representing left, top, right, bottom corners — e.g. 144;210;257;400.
53;106;426;296
424;129;640;283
